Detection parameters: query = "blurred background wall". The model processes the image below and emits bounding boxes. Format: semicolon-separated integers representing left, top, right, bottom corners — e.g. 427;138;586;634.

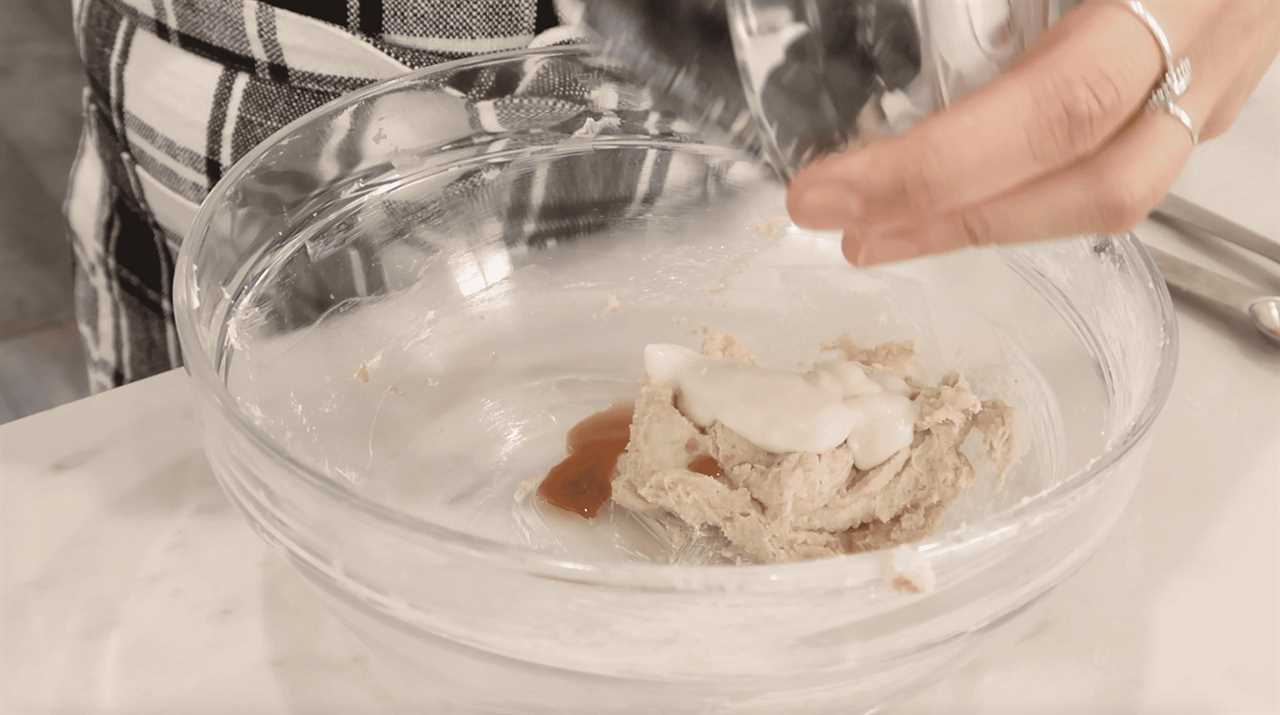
0;0;89;423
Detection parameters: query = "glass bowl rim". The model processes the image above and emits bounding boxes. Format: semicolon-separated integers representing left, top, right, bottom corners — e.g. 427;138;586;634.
174;45;1179;594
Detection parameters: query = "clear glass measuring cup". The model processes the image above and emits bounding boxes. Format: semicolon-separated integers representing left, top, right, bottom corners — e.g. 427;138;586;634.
585;0;1082;177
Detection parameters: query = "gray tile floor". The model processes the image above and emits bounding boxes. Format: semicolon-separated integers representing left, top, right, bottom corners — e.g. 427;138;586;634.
0;0;90;423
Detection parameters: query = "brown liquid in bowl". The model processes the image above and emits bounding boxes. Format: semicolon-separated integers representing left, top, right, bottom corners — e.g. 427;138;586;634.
538;402;727;518
538;403;633;518
687;453;723;478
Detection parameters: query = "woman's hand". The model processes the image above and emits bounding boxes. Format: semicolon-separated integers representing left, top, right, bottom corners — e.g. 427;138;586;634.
786;0;1280;266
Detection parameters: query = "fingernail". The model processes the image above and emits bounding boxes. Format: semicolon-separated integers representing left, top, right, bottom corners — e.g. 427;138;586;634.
856;238;920;266
792;187;862;229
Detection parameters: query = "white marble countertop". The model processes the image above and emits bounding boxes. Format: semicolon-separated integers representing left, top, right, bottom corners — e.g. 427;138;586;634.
4;69;1278;714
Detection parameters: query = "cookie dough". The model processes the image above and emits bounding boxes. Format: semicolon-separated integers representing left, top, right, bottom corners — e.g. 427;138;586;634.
611;333;1014;563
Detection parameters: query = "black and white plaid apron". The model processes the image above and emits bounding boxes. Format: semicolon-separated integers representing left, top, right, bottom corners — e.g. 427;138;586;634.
65;0;700;391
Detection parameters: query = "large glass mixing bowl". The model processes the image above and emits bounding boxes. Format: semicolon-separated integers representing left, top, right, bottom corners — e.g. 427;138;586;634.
175;47;1176;714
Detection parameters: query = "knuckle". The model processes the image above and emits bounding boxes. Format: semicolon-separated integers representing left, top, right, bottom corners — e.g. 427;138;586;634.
1092;172;1159;232
1024;64;1127;165
956;209;996;247
1198;116;1229;142
1198;102;1238;142
895;137;951;213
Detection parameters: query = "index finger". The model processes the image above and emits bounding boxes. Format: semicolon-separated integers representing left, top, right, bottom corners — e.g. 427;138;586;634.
788;1;1199;229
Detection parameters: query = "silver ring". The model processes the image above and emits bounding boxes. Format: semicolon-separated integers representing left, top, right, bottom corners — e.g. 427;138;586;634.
1151;95;1199;145
1122;1;1198;144
1121;0;1192;98
1145;56;1198;144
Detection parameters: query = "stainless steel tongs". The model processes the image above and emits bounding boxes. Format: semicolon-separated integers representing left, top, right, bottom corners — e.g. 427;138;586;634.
1145;194;1280;345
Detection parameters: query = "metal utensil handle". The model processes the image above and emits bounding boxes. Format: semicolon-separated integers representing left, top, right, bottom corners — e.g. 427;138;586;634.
1144;243;1259;313
1154;193;1280;265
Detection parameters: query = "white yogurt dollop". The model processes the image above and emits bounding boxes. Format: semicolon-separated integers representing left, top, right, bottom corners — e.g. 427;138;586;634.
644;344;915;469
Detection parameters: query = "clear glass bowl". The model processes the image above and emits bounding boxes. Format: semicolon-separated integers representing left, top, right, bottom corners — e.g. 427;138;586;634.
175;47;1176;714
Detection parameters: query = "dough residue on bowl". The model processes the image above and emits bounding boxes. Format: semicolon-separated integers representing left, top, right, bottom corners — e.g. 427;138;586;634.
606;333;1014;564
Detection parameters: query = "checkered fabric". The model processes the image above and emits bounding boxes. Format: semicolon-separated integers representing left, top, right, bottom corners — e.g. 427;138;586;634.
64;0;701;391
